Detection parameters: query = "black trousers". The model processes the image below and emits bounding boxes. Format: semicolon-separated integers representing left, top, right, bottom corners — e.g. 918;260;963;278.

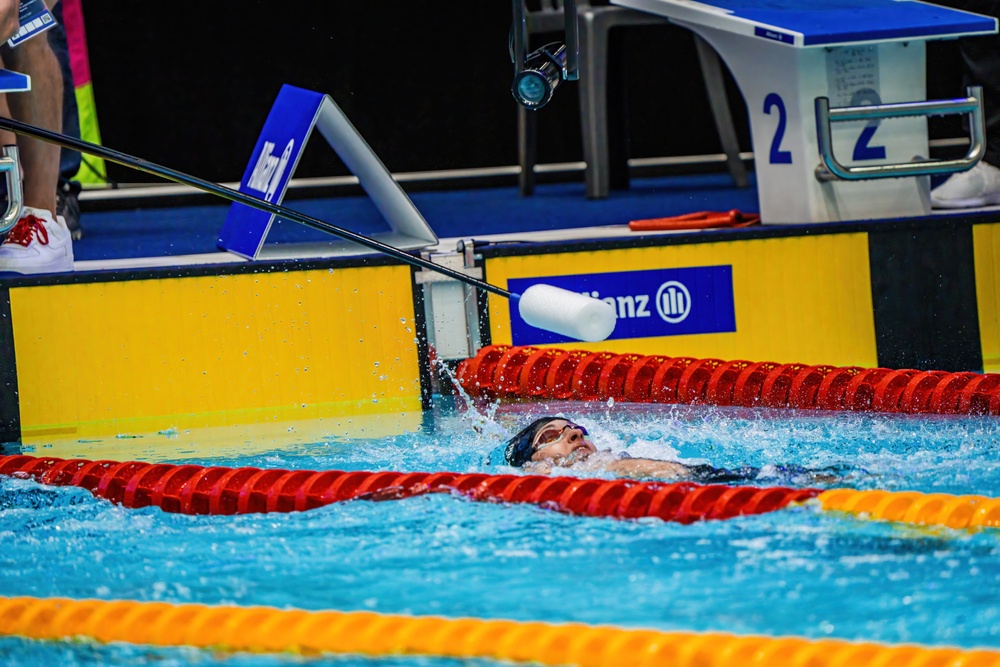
930;0;1000;165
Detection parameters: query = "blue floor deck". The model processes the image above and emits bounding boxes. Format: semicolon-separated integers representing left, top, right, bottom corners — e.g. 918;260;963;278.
72;172;760;264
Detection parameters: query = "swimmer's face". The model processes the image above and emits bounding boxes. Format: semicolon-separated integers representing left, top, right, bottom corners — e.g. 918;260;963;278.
529;419;596;465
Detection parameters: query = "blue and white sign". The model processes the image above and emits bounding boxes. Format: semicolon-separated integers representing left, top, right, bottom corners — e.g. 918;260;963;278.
754;27;793;45
0;69;29;93
508;265;736;345
217;83;438;260
217;85;322;259
8;0;55;48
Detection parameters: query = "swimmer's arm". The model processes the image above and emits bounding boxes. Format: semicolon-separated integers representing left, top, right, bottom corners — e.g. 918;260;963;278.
604;458;690;479
522;460;553;475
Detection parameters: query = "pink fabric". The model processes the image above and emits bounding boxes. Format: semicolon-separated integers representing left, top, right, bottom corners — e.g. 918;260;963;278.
61;0;91;87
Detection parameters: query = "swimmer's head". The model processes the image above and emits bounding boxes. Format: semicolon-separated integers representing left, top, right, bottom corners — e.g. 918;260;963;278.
504;416;596;467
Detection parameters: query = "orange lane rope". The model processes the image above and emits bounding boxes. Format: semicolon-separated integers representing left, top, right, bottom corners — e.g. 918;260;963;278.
1;596;998;666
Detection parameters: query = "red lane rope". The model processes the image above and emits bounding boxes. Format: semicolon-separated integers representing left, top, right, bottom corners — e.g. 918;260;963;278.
0;455;818;523
456;345;1000;415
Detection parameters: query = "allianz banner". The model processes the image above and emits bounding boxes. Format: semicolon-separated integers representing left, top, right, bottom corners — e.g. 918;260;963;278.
508;265;736;345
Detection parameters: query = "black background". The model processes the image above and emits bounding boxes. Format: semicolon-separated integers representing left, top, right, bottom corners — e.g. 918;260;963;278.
82;1;965;184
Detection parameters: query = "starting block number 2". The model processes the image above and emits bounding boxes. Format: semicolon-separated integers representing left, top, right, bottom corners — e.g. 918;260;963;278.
763;91;886;165
763;93;792;164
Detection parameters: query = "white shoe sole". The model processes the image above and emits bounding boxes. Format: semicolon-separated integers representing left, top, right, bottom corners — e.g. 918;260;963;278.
0;264;73;276
931;192;1000;209
0;257;74;274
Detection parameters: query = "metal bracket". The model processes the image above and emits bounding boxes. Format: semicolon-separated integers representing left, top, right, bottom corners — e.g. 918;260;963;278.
511;0;579;81
413;254;484;285
815;86;985;182
417;243;484;362
0;144;22;234
457;237;477;269
564;0;580;82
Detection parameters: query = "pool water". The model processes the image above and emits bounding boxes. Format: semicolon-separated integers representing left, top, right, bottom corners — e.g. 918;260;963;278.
1;399;999;665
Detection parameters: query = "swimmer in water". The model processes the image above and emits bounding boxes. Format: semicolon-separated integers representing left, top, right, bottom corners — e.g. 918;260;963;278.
502;416;834;484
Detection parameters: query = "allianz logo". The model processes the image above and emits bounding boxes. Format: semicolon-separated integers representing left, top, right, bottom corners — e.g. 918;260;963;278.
581;280;692;324
247;139;295;201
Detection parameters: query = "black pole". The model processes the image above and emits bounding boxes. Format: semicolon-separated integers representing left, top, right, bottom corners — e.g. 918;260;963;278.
0;116;515;300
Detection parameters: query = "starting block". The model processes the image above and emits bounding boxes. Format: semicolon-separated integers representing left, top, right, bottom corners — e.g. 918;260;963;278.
611;0;998;223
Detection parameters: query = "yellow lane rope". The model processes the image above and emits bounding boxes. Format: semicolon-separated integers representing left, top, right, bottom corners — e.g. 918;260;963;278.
1;597;998;666
817;489;1000;530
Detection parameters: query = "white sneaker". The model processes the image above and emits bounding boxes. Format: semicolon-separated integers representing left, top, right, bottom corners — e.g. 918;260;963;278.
0;206;74;274
931;160;1000;209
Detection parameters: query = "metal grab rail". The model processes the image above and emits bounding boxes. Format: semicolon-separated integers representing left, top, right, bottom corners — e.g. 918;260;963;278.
0;144;22;233
814;86;985;182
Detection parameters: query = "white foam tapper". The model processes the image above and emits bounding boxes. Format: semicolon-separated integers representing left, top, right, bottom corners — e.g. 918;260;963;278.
516;284;617;342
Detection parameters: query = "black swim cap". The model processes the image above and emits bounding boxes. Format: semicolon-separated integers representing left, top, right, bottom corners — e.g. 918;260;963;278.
504;416;563;467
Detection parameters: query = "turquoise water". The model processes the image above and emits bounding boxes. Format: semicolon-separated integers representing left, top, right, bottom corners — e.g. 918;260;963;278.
2;400;1000;665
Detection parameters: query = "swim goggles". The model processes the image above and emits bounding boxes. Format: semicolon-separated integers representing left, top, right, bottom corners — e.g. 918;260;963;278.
533;422;589;452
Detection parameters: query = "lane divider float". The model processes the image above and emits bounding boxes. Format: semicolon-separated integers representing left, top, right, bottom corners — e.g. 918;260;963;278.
3;455;1000;531
0;454;815;523
456;345;1000;415
1;596;998;666
817;488;1000;530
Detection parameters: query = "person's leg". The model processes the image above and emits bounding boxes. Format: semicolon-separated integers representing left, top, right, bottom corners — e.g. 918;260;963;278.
1;46;61;214
0;92;17;149
0;0;17;43
0;0;72;273
0;2;16;149
1;2;62;215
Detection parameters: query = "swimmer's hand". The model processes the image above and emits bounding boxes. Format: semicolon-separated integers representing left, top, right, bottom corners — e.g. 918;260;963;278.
523;460;553;475
806;471;839;485
524;448;593;473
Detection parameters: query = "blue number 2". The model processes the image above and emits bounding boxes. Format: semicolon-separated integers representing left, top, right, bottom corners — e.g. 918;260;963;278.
850;88;886;161
763;93;792;164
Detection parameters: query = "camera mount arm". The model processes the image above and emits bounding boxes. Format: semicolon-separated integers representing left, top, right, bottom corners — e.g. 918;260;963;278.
511;0;579;109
